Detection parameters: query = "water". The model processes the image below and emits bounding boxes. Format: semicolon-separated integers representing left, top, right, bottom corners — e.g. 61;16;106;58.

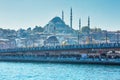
0;62;120;80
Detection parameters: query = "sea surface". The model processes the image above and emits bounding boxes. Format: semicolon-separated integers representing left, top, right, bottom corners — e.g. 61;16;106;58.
0;62;120;80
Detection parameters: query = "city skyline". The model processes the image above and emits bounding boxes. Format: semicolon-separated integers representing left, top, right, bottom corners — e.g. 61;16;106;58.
0;0;120;31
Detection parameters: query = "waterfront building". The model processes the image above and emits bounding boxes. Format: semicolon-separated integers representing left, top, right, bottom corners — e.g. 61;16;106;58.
15;38;27;48
0;39;9;49
8;39;16;48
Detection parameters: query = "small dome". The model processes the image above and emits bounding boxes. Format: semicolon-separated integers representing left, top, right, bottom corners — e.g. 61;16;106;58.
47;36;58;42
44;36;59;45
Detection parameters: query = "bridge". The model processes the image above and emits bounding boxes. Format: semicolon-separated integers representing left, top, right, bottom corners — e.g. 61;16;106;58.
0;43;119;55
0;43;119;64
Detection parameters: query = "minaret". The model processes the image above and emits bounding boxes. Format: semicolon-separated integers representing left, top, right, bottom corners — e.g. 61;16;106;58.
78;18;81;45
70;8;72;28
62;10;64;21
79;18;81;32
88;16;91;43
88;16;90;28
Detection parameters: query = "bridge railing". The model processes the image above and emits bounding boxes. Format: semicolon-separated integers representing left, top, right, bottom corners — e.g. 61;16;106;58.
0;43;119;53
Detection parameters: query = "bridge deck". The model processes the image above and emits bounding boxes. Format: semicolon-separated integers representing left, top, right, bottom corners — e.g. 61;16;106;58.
0;43;120;53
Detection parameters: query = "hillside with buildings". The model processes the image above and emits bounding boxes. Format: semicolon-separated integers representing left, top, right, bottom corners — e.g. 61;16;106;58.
0;8;119;49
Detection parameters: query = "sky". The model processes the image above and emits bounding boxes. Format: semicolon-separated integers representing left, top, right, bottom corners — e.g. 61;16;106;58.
0;0;120;31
